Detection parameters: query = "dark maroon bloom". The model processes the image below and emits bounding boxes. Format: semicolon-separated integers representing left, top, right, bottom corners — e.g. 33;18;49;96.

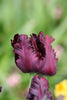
0;87;2;92
11;31;57;75
26;75;53;100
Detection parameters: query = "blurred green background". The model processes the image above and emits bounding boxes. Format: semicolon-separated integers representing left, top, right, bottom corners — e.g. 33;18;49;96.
0;0;67;100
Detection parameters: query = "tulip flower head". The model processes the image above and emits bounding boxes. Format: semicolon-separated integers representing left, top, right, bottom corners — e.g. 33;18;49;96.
11;31;57;76
26;75;53;100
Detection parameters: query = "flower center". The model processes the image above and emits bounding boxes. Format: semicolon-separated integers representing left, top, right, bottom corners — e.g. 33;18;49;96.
29;34;46;59
36;39;46;58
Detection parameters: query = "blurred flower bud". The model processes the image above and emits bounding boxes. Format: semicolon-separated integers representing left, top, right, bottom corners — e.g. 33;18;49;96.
52;6;63;20
54;45;64;59
7;73;21;87
11;31;57;76
26;75;53;100
56;95;64;100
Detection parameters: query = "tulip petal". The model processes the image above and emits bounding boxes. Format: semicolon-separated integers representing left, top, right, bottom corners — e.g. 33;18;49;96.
26;75;53;100
0;87;2;92
40;35;57;75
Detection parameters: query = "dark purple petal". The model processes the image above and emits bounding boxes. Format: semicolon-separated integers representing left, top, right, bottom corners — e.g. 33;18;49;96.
40;34;58;75
45;91;53;100
11;34;36;72
11;33;46;73
26;75;53;100
0;87;2;92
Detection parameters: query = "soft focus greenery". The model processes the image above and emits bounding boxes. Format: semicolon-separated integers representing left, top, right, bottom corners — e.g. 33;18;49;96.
0;0;67;100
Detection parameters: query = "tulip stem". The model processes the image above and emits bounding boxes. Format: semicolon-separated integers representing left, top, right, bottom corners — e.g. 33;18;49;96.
28;73;34;88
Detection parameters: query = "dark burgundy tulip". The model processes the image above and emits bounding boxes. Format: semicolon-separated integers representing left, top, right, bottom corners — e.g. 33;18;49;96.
26;75;53;100
0;87;2;92
11;31;57;75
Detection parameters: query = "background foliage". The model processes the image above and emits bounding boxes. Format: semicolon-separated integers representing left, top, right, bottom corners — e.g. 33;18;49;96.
0;0;67;100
